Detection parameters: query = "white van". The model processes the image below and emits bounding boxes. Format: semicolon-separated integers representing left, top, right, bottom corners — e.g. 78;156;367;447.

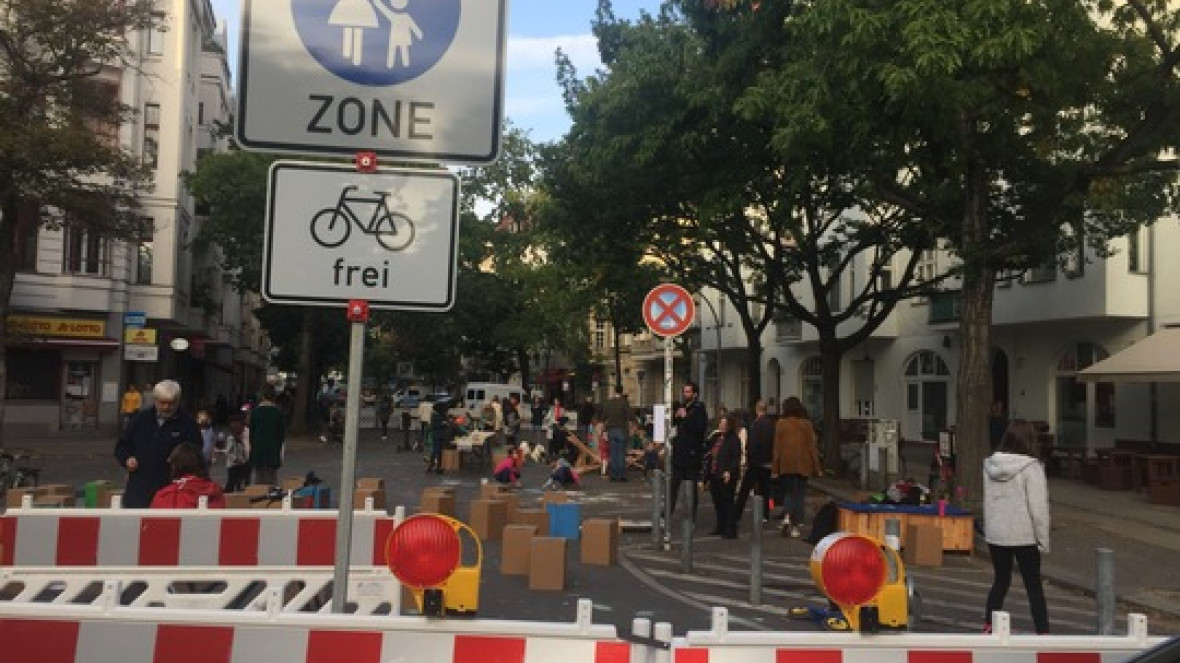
463;382;525;422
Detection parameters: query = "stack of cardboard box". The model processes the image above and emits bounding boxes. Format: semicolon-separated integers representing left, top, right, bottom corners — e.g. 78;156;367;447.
355;477;387;511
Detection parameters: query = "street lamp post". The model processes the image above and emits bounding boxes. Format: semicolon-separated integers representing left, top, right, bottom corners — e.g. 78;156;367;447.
697;294;723;414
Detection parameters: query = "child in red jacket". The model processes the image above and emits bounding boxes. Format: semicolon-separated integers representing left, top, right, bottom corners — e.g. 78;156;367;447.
493;447;523;487
151;442;226;508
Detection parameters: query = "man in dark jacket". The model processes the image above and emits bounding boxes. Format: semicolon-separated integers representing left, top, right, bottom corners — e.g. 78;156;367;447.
114;379;203;508
733;399;774;529
670;381;708;521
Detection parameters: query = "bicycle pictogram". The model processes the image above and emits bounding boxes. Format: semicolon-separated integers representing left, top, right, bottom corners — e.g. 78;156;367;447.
309;184;416;251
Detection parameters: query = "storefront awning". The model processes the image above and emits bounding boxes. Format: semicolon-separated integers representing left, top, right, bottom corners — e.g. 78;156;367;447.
21;338;120;350
1078;328;1180;383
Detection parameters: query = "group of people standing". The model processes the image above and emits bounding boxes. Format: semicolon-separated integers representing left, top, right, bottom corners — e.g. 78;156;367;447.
114;380;286;509
668;383;823;540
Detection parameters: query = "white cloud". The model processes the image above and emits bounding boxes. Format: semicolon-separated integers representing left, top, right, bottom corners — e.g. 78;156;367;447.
507;34;601;75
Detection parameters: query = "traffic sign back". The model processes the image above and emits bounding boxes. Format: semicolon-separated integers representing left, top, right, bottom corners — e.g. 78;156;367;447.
643;284;695;337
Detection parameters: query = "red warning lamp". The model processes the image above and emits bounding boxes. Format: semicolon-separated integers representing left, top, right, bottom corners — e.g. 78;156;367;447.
346;299;370;323
386;514;462;589
810;533;887;631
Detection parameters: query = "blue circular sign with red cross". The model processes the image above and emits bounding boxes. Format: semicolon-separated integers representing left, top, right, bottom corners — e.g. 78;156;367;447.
292;0;461;86
643;284;695;337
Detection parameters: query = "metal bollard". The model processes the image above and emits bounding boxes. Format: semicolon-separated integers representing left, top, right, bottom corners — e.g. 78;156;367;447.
651;471;663;549
1096;547;1115;635
680;482;694;573
750;500;763;605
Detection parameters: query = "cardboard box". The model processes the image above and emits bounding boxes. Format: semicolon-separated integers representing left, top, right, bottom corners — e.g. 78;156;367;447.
419;490;456;516
354;488;387;511
6;486;48;508
528;537;568;591
244;484;273;497
509;508;549;535
41;483;75;497
281;476;305;491
34;495;74;508
224;493;252;508
581;518;619;566
469;499;509;541
542;491;569;506
480;482;510;500
498;493;520;520
904;523;944;567
501;524;537;576
442;449;461;471
357;477;385;490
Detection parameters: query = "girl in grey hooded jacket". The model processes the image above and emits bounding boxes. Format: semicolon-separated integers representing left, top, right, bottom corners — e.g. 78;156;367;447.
983;419;1051;634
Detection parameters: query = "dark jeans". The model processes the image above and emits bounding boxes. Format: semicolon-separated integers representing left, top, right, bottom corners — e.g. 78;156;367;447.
986;543;1050;634
709;476;738;536
668;466;700;522
733;464;771;526
225;463;251;493
778;474;808;525
607;428;628;479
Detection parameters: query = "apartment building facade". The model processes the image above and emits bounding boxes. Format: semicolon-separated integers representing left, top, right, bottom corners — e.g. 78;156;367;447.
697;218;1180;449
4;0;269;435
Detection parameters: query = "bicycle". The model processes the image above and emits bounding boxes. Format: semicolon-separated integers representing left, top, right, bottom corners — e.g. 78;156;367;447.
0;450;41;505
309;185;415;251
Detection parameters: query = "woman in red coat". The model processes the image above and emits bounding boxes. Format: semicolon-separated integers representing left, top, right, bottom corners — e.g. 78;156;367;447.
151;442;226;508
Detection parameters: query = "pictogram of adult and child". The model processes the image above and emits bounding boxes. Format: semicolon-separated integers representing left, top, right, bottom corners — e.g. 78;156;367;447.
328;0;423;67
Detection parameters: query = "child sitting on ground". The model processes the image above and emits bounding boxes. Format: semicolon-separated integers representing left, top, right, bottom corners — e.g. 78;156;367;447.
492;447;523;486
541;457;579;490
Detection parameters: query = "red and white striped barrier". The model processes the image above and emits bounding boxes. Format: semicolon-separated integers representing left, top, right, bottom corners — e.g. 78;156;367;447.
0;506;395;568
671;608;1163;663
0;599;632;663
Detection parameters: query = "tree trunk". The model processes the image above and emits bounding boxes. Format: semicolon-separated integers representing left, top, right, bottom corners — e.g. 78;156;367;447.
290;310;314;436
0;194;18;445
819;335;844;474
743;336;762;413
955;142;995;514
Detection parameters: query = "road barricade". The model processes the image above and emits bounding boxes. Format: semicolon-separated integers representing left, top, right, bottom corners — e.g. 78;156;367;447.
0;502;395;568
671;607;1164;663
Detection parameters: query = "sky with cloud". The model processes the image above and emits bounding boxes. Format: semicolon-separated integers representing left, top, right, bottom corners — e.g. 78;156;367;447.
210;0;663;143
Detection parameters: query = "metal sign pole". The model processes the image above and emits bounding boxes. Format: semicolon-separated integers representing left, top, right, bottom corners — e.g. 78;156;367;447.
663;336;674;548
332;300;368;613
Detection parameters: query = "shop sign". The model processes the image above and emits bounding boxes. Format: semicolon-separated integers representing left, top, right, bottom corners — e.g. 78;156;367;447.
8;315;106;339
124;328;158;345
125;345;160;362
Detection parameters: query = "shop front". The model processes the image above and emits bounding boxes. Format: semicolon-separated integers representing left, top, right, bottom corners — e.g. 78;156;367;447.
4;314;120;434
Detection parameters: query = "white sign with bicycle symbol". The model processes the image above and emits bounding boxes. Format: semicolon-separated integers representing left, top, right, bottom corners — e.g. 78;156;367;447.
262;160;459;311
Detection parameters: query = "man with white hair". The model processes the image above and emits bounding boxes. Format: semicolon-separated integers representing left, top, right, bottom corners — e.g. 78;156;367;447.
115;379;203;508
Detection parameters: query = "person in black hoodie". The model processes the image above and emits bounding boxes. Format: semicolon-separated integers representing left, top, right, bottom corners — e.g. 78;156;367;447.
670;381;709;521
114;380;203;508
733;399;774;530
706;413;743;538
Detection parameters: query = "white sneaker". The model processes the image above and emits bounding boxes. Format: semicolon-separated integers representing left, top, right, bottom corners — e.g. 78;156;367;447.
790;526;801;538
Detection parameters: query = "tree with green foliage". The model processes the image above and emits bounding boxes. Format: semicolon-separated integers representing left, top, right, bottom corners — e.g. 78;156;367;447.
0;0;157;438
749;0;1180;505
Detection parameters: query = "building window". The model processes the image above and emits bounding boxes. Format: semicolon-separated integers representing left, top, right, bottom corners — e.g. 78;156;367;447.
148;13;166;55
63;222;110;276
593;320;606;351
915;250;938;283
903;350;951;441
800;356;824;424
79;78;120;147
1128;228;1147;274
878;263;893;291
198;101;205;126
774;311;802;341
143;103;160;168
928;290;961;324
135;219;154;284
4;348;62;400
13;203;39;273
1024;262;1057;283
